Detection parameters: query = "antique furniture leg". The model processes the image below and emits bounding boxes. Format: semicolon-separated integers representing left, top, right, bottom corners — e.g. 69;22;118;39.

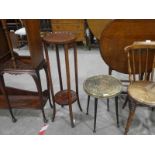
122;95;129;109
0;74;17;122
43;41;56;122
31;71;48;123
73;43;82;112
64;44;74;128
43;63;53;109
55;45;63;91
55;45;64;108
115;96;119;127
124;100;136;135
107;98;110;111
93;98;98;133
86;95;90;115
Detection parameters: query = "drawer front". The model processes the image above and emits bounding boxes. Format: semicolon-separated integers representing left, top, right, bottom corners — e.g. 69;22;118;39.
52;24;84;31
51;19;84;24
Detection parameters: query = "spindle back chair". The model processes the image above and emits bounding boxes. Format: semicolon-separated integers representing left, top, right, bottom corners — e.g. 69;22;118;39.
124;41;155;134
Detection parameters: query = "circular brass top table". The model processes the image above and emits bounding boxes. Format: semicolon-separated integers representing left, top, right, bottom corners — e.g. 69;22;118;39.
83;75;122;132
83;75;122;98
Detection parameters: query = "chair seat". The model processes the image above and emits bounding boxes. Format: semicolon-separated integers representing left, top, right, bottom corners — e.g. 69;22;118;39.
128;81;155;106
83;75;122;98
15;27;26;36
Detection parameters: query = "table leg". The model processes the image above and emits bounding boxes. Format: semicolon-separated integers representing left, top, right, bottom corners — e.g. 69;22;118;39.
93;98;98;133
64;44;74;128
115;96;119;127
86;95;90;115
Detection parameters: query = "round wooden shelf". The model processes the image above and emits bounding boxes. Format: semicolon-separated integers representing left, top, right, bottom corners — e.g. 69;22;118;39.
54;90;77;105
43;32;76;44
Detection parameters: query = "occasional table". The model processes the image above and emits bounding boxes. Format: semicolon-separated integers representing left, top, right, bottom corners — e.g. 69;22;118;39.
43;32;83;128
83;75;122;132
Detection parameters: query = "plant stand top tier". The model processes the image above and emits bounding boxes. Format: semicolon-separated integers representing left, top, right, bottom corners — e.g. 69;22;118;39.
43;32;76;45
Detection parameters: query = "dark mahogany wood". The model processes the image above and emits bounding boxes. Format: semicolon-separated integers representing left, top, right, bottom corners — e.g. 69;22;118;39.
55;90;77;105
0;20;53;123
0;87;48;109
100;19;155;74
43;31;82;127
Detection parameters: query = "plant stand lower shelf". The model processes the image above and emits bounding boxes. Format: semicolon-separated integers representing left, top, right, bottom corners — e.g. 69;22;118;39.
54;90;77;106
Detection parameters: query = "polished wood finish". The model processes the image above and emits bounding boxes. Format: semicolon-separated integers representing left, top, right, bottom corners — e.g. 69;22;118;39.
51;19;86;42
87;19;112;40
100;19;155;74
0;87;48;109
124;41;155;134
43;32;82;127
24;20;44;68
0;20;11;60
0;20;53;123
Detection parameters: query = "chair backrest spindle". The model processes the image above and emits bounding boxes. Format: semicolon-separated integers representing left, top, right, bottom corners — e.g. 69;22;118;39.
125;41;155;83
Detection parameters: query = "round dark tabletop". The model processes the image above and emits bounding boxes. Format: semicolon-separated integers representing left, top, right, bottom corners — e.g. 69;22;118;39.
100;19;155;74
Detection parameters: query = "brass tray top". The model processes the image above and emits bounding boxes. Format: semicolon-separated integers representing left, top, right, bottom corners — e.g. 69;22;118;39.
83;75;122;98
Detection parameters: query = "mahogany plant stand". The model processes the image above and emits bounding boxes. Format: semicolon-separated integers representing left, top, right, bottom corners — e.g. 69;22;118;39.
43;32;83;128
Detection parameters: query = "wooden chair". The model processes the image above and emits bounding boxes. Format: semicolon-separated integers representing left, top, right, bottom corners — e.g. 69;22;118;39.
124;41;155;134
14;20;27;49
0;20;53;123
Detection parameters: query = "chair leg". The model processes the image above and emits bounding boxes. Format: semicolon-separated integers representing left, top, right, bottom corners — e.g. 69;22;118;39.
124;101;136;135
107;98;110;111
115;96;119;127
31;71;48;123
122;95;128;109
0;75;17;122
93;98;98;133
86;95;90;115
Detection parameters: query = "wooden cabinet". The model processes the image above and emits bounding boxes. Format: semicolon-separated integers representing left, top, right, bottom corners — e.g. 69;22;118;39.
51;19;86;42
6;19;22;31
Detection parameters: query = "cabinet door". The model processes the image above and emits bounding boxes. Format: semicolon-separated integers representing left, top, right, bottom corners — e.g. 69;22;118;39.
51;19;85;42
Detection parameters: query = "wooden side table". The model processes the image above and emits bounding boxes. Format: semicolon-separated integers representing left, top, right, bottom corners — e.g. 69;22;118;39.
43;32;83;128
0;20;53;123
